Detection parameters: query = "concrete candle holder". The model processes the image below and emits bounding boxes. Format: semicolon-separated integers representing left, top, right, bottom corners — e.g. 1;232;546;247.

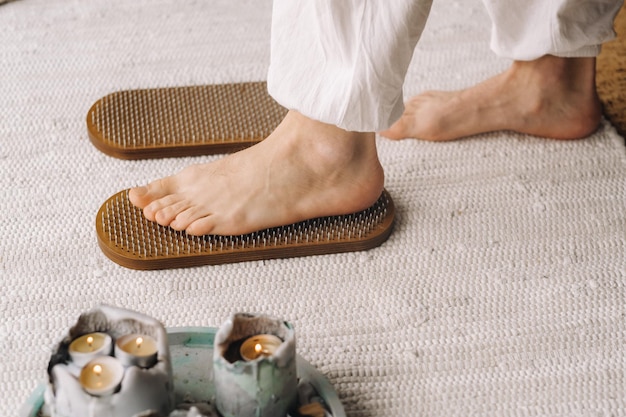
213;313;298;417
44;305;174;417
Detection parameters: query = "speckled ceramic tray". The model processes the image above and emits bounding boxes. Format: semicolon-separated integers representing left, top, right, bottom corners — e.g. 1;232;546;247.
20;327;345;417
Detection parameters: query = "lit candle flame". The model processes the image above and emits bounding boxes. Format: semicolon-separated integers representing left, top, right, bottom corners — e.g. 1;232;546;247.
136;337;143;350
86;336;94;348
93;364;102;376
254;343;262;354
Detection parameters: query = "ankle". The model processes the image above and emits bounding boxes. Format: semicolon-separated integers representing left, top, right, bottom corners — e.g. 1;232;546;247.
511;56;597;93
511;56;599;107
307;129;379;184
274;112;384;208
282;111;377;165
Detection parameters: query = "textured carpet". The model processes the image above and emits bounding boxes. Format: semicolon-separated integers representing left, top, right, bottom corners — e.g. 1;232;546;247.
2;1;625;416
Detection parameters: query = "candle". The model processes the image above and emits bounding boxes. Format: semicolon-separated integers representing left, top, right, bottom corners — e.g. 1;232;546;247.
79;356;124;397
239;334;283;361
46;306;175;417
214;313;297;417
68;332;113;367
114;333;158;368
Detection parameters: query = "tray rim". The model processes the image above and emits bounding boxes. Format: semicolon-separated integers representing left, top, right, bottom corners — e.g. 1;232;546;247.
19;326;346;417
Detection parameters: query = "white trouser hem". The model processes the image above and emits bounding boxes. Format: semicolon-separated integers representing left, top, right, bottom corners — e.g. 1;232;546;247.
491;44;603;61
552;45;602;59
267;0;432;133
486;0;621;61
268;0;620;132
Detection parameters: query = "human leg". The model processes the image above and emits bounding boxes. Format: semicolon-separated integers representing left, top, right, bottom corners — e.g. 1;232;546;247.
381;0;623;142
381;55;602;141
130;0;433;236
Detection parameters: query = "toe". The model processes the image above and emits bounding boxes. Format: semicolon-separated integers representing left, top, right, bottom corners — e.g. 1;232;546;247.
169;206;206;232
129;178;175;208
128;186;150;208
154;200;191;226
185;215;218;236
143;194;181;222
380;118;409;140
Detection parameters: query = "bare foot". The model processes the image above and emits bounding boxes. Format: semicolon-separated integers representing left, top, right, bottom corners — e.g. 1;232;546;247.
129;111;384;236
381;56;602;141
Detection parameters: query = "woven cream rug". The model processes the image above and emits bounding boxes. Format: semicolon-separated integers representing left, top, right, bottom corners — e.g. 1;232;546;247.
2;0;625;415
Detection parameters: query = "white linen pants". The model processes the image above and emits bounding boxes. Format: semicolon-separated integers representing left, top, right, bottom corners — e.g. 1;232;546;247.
267;0;622;132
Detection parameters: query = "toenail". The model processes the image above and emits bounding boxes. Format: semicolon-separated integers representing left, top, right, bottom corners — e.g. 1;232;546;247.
132;186;148;196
